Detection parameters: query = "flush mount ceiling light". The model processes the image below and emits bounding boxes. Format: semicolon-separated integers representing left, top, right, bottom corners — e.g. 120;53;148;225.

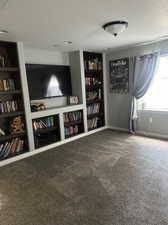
0;30;8;34
103;21;128;37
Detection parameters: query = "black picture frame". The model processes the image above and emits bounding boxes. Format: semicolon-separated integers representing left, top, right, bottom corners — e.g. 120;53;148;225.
109;57;129;93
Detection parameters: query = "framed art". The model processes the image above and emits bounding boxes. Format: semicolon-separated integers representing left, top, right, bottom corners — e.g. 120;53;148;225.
109;57;129;93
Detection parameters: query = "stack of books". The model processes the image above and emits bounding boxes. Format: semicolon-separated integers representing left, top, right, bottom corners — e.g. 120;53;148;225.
0;79;15;91
87;103;100;115
0;138;24;159
85;77;99;87
87;118;98;130
64;111;82;123
33;116;55;131
65;125;79;137
0;100;18;113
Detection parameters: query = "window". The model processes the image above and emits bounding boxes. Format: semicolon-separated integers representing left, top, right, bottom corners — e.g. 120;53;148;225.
138;55;168;111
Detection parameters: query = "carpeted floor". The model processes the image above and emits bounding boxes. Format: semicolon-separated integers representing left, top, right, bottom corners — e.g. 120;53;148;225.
0;129;168;225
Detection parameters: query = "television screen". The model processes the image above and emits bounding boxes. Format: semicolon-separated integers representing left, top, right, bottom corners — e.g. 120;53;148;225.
26;64;72;100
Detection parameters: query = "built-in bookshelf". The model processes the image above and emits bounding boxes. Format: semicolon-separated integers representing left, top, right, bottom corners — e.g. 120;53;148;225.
83;51;105;131
32;115;60;148
64;110;84;138
0;41;29;161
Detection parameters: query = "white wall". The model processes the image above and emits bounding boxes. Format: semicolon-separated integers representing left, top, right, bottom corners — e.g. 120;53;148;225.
106;39;168;137
24;46;69;65
23;46;70;108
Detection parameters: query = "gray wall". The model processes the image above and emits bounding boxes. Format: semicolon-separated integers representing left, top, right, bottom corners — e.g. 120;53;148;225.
106;39;168;136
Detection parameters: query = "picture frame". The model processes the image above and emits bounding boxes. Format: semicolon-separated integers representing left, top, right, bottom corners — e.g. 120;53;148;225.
68;96;79;105
109;57;129;93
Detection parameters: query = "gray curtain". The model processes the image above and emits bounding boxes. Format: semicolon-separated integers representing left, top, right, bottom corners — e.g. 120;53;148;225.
129;52;160;133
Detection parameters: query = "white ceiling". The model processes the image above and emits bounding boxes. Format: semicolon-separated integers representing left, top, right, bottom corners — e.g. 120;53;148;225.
0;0;168;52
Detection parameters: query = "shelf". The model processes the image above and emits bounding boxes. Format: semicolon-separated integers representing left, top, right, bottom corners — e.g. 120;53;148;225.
87;112;104;119
0;90;21;95
0;150;26;161
86;99;103;105
65;133;81;139
0;111;24;118
88;127;98;131
31;104;84;119
0;132;26;142
85;70;102;74
34;126;58;134
86;85;102;91
0;67;19;72
64;120;83;127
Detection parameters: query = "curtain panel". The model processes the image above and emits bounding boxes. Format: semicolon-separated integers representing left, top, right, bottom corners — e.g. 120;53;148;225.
129;52;160;133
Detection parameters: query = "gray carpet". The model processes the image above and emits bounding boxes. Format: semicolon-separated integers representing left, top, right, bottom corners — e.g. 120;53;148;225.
0;129;168;225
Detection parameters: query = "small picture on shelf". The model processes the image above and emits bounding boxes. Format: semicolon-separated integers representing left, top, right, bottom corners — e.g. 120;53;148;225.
68;96;79;105
10;116;25;134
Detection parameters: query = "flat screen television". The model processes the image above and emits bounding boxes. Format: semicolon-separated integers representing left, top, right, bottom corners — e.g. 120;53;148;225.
26;64;72;100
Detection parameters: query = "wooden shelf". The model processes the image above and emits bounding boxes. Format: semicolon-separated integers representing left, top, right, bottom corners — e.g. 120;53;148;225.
34;126;58;134
86;99;103;104
87;112;104;119
0;67;19;72
64;120;83;127
0;90;21;95
0;111;24;118
0;132;26;142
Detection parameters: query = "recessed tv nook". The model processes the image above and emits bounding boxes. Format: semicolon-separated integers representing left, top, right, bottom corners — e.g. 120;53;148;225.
26;64;72;100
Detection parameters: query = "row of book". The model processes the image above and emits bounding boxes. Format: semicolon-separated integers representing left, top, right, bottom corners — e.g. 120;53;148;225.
87;117;98;130
65;125;79;137
84;59;102;71
33;116;55;130
87;103;100;115
0;138;24;159
85;77;100;87
0;100;18;113
0;79;15;91
64;111;82;123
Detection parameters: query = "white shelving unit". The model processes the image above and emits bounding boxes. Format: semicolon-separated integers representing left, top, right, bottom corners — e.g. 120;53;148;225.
0;44;107;167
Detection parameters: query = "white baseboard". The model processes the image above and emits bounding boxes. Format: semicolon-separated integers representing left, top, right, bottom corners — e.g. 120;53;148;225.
107;126;129;132
136;131;168;140
0;126;107;167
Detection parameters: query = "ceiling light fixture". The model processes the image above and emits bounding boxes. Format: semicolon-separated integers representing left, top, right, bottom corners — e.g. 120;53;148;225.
64;41;72;45
103;21;128;37
0;30;8;34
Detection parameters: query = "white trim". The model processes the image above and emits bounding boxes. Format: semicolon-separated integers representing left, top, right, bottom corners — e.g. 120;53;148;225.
136;131;168;140
107;126;129;132
0;126;107;167
103;52;108;126
31;104;84;119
